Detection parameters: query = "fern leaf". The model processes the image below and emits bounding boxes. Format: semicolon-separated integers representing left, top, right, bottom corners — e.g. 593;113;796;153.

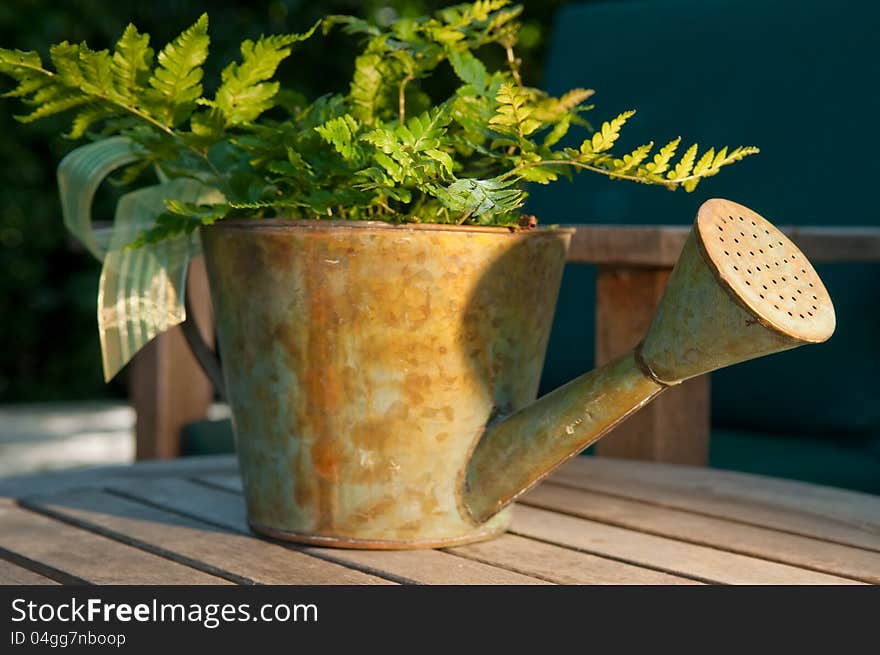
0;49;53;99
147;13;210;126
447;49;489;95
48;42;86;87
349;53;386;125
0;48;44;73
723;146;760;164
590;110;634;153
17;94;91;123
189;106;225;141
692;147;715;177
682;145;759;191
712;146;729;169
642;137;680;176
668;143;698;180
532;87;594;122
315;114;362;162
79;47;118;99
518;165;560;184
212;22;319;126
112;24;153;100
489;82;540;138
613;142;653;174
405;106;452;150
543;115;570;148
425;148;454;175
431;176;523;220
68;105;113;138
471;0;514;20
2;74;50;98
322;15;382;37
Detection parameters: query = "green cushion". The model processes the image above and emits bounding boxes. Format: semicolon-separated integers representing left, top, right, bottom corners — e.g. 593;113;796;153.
529;0;880;436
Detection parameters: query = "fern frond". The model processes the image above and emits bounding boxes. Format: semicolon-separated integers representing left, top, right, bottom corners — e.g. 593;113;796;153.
322;15;382;37
68;105;113;138
78;46;117;99
315;114;363;162
489;82;540;139
641;137;680;177
447;49;489;95
349;53;384;125
531;87;594;123
211;21;319;126
542;115;570;149
692;147;715;177
0;48;53;99
112;24;153;100
17;94;90;123
400;105;452;150
430;176;523;221
586;110;635;154
612;142;653;174
147;13;210;126
680;145;759;191
47;42;86;87
668;143;698;181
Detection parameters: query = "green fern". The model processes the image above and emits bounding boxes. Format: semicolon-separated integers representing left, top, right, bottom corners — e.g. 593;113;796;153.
147;13;210;126
0;1;759;238
430;176;523;223
112;24;153;99
316;114;364;162
208;22;319;126
489;82;541;139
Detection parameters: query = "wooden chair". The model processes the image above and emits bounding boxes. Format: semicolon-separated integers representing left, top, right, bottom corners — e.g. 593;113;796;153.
128;224;880;463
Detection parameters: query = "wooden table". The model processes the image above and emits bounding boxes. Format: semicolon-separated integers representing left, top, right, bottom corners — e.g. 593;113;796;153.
0;455;877;585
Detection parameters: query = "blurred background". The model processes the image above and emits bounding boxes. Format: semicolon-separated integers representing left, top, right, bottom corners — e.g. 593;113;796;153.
1;0;878;493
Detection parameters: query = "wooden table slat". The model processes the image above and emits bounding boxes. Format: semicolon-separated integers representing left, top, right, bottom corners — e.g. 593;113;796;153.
108;478;547;585
524;483;879;583
0;505;228;585
447;533;701;585
0;557;59;585
196;473;244;493
549;458;880;551
0;454;238;498
23;490;393;586
511;505;862;585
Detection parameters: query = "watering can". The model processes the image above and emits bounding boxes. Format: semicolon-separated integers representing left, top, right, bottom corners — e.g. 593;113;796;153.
193;198;834;548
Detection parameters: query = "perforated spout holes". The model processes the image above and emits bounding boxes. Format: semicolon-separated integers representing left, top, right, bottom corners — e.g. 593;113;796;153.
697;199;835;343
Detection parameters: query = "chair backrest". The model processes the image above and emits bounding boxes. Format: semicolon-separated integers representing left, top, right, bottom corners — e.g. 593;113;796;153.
529;0;880;435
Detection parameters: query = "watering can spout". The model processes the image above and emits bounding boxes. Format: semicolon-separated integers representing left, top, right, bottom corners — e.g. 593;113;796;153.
462;198;836;524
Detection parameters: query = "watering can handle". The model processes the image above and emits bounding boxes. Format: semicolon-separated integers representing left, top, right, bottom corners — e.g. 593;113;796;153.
181;293;227;400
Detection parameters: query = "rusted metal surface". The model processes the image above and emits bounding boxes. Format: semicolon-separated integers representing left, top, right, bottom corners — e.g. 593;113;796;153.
463;198;836;523
463;351;664;523
202;220;571;547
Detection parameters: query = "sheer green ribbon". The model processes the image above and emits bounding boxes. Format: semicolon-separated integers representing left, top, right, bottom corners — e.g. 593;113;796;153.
58;137;223;381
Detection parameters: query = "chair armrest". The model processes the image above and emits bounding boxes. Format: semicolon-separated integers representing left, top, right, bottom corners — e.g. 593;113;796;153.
565;225;880;266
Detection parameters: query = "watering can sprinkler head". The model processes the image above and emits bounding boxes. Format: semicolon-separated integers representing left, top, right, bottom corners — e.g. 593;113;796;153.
638;198;835;384
463;198;836;524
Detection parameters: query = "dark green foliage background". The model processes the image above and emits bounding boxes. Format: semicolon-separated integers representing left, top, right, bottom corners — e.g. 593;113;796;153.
0;0;570;402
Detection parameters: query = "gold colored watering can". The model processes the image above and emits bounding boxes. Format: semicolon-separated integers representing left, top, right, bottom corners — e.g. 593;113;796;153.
196;198;834;548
